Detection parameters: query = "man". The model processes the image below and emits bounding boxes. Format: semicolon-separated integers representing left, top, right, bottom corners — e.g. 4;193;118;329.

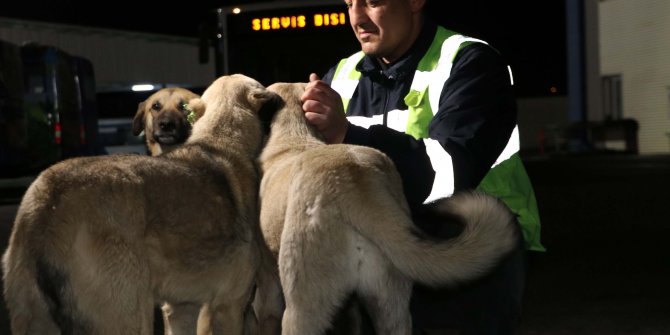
301;0;544;334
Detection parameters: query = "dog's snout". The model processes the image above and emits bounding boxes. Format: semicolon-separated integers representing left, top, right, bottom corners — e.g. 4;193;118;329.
153;111;190;145
158;119;176;131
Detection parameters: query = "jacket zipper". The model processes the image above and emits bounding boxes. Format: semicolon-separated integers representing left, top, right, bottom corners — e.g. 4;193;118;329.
382;71;393;127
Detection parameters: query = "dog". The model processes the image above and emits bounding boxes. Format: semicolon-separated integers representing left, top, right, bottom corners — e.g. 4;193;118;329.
2;74;275;335
132;87;203;156
130;86;210;330
255;82;520;335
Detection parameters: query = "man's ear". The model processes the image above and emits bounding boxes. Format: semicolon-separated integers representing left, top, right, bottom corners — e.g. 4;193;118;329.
131;102;146;136
410;0;426;13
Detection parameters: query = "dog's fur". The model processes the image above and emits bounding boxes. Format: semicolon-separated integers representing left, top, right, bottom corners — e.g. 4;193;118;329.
2;74;275;335
132;87;203;156
255;82;520;335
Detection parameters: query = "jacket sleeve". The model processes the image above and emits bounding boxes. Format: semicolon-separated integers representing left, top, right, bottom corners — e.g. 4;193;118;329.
322;67;435;207
428;43;517;191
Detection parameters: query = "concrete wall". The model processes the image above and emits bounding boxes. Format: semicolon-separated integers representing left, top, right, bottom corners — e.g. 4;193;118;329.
599;0;670;153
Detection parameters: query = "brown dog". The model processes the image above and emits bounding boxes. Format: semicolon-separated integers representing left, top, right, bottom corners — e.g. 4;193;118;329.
2;74;275;335
132;87;202;156
255;82;519;335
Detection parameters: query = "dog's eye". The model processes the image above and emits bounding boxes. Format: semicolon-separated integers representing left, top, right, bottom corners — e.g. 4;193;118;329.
151;102;162;111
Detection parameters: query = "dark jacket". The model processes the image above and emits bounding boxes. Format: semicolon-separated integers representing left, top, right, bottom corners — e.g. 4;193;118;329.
322;20;517;207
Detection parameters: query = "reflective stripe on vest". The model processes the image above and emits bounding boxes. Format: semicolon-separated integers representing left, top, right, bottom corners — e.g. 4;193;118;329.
332;27;544;251
331;52;364;110
332;28;493;200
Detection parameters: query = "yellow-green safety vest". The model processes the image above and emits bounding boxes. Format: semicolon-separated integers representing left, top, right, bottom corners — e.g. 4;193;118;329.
331;27;544;251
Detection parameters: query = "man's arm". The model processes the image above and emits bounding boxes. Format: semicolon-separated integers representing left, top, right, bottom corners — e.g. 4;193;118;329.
303;71;434;206
429;43;518;191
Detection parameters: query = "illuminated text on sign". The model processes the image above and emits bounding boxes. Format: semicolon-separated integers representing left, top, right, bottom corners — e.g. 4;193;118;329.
251;13;346;31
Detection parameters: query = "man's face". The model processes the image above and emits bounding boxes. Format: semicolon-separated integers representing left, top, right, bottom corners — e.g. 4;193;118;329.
346;0;420;63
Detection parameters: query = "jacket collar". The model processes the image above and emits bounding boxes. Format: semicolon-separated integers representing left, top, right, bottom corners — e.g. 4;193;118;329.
356;19;438;81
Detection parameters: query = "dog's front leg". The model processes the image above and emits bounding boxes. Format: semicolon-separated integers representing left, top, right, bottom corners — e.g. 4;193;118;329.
162;302;203;335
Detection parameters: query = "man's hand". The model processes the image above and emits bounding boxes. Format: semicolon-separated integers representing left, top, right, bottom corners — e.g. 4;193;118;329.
301;73;349;144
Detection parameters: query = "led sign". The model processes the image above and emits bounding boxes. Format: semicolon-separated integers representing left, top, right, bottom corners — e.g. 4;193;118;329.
251;12;346;31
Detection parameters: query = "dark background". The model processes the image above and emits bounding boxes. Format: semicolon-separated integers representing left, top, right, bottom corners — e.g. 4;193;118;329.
2;0;567;97
2;1;568;122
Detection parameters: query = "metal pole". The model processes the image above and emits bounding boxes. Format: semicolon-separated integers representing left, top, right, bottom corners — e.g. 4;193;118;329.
566;0;589;151
215;8;229;76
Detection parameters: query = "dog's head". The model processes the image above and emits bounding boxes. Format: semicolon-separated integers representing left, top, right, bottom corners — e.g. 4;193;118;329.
187;74;280;151
198;74;277;112
131;87;204;156
266;82;305;110
265;82;323;141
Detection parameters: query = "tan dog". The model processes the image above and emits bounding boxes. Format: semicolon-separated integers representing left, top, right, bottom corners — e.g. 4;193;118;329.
132;87;202;156
255;82;520;335
2;74;275;335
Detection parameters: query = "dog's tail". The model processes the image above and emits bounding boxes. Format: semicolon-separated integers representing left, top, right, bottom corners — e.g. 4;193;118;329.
349;190;519;287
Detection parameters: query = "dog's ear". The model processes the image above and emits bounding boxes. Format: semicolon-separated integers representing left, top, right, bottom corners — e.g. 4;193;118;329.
248;87;276;108
256;90;283;136
131;101;146;136
188;98;206;121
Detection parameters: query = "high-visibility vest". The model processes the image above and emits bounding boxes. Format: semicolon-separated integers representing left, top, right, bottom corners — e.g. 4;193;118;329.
331;27;544;251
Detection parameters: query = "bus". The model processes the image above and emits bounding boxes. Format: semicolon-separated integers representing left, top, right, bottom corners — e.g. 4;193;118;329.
214;0;359;85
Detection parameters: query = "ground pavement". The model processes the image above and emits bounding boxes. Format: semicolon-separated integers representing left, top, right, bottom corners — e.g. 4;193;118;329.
1;154;668;334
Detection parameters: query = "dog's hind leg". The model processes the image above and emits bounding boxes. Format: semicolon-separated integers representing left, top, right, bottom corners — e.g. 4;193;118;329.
205;275;258;335
162;302;201;335
277;208;355;335
63;228;155;335
3;256;60;335
73;278;154;335
279;256;352;335
359;265;413;335
206;295;252;335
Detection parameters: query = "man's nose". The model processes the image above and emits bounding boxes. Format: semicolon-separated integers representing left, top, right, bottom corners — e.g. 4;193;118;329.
348;0;368;26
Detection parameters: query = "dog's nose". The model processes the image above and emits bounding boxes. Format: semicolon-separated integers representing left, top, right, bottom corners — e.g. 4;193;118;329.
158;120;175;131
